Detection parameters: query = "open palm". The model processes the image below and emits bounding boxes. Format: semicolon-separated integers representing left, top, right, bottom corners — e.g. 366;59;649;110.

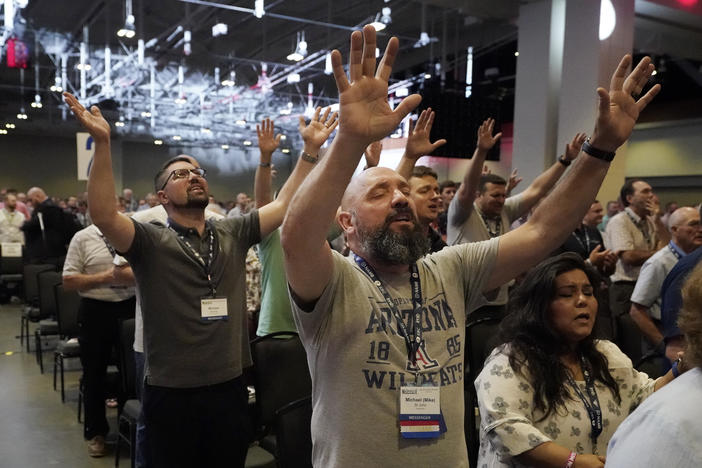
331;26;421;144
64;92;111;141
592;55;660;152
299;106;339;150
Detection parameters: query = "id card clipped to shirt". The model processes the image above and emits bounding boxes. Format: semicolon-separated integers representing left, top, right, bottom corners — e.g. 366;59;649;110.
399;385;446;439
200;297;228;321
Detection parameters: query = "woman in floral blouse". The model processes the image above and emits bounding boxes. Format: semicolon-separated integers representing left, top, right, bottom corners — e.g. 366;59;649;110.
476;253;678;468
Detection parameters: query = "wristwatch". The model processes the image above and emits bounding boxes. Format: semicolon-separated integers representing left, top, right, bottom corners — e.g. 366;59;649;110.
301;151;319;164
582;138;616;162
558;156;571;167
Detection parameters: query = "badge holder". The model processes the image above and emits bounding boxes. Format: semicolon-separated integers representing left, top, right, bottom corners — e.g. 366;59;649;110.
399;384;447;439
200;296;228;321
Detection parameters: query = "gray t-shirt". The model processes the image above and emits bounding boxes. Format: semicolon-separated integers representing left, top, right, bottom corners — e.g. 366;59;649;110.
291;239;499;468
124;211;260;388
447;195;523;306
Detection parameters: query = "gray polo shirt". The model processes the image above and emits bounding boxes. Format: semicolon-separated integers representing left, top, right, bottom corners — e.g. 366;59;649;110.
123;211;260;388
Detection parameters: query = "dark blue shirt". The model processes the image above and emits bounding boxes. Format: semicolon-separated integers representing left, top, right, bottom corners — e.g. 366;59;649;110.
660;247;702;341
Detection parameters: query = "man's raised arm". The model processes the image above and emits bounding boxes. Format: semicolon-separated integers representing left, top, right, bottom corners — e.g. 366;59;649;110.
254;118;281;209
514;132;587;216
257;108;338;238
63;92;134;252
281;25;421;303
486;55;660;291
450;118;502;223
395;108;446;179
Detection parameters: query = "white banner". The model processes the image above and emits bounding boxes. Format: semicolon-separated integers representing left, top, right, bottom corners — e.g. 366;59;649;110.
76;132;95;181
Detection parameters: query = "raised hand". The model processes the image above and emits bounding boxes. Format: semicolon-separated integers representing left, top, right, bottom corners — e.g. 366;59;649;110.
63;92;111;142
590;55;660;152
477;118;502;152
364;141;382;168
506;168;523;194
404;108;447;160
330;25;421;144
257;118;282;157
298;106;339;153
564;132;587;161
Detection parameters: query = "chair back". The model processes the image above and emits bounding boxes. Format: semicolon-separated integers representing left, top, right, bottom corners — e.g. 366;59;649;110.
251;332;312;435
118;319;137;399
465;316;502;468
615;314;643;364
635;352;665;379
274;396;313;468
0;244;24;275
54;283;81;338
22;263;54;306
37;270;62;319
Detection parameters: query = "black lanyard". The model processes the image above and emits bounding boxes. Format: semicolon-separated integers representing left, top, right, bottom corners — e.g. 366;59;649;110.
96;231;117;258
354;255;423;369
625;210;652;249
168;221;217;296
478;207;502;238
667;241;683;260
566;354;603;448
571;227;592;255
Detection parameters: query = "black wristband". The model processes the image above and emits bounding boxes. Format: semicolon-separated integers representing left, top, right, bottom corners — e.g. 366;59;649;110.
558;156;571;167
582;139;616;162
259;162;271;168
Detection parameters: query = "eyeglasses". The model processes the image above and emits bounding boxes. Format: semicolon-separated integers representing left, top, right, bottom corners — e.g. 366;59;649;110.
160;167;207;191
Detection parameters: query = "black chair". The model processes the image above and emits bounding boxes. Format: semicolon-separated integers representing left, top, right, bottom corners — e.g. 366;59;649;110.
0;244;24;296
635;351;665;379
615;313;644;365
116;318;139;468
250;332;312;455
19;263;55;350
53;283;82;402
464;316;502;468
274;396;313;468
34;270;62;373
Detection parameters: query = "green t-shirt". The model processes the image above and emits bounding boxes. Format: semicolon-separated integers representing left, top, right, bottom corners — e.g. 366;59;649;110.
256;229;297;336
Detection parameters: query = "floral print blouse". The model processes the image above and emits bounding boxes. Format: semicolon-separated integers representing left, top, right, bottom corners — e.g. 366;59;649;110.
475;340;658;467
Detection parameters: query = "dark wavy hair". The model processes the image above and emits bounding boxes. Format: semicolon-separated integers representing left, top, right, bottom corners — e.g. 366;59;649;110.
498;253;620;421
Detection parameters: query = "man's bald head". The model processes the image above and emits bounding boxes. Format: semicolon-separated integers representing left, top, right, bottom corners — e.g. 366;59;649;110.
669;206;702;254
26;187;48;207
341;167;403;212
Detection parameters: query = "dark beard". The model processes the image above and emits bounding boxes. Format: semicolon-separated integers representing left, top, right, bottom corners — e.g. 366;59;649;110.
358;211;430;265
172;190;209;209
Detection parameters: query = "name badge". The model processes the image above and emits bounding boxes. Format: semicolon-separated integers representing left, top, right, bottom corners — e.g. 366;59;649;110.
200;297;228;321
1;242;22;257
399;385;445;439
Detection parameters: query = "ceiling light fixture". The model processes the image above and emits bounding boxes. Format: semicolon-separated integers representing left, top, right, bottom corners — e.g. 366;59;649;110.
6;123;16;129
324;52;333;75
221;70;236;87
172;135;182;141
117;0;136;38
254;0;265;19
221;144;230;149
17;108;28;119
154;139;163;145
243;140;252;146
31;94;42;108
287;72;300;84
49;74;63;92
0;129;8;135
370;14;386;32
212;23;228;37
286;31;307;62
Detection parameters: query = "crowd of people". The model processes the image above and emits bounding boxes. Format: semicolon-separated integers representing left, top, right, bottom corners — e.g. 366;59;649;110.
3;24;702;468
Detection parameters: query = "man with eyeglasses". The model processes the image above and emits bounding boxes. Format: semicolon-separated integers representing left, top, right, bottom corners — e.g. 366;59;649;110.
63;91;338;467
